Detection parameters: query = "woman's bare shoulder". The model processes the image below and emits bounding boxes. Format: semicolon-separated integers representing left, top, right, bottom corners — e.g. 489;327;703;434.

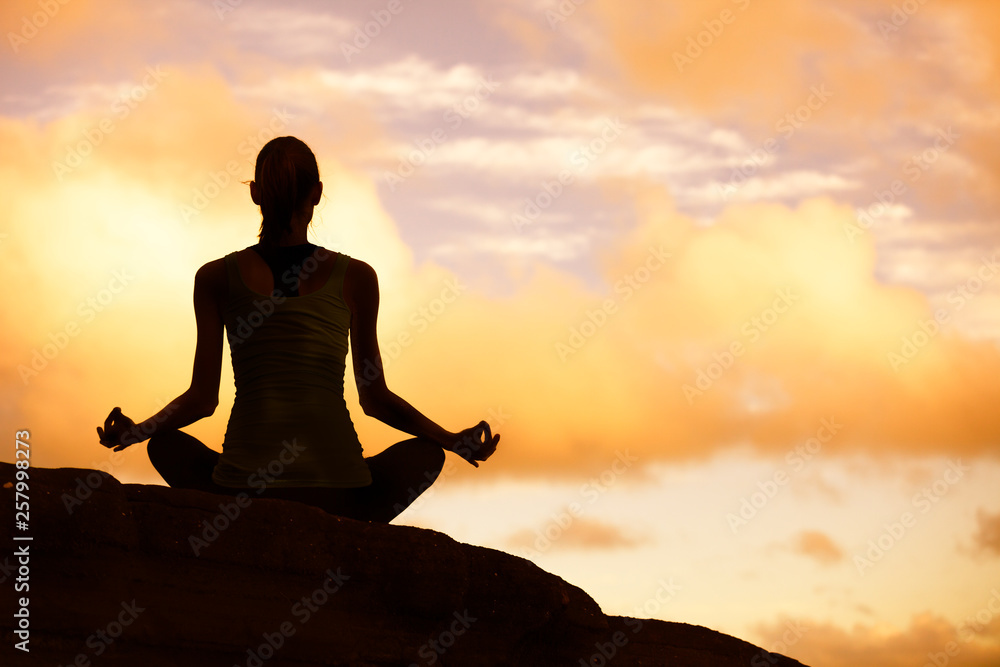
193;256;233;302
195;257;227;282
342;256;378;311
343;256;377;283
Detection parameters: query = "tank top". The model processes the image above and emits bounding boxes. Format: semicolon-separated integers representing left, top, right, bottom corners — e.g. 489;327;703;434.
211;245;372;489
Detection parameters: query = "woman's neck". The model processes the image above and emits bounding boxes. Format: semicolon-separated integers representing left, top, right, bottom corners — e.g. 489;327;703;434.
258;240;313;248
259;229;312;248
260;214;313;247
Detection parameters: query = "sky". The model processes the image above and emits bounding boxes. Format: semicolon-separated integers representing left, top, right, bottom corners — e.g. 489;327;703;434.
2;0;1000;664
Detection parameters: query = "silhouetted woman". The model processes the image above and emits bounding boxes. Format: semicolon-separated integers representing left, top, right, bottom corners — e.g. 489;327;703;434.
97;136;498;522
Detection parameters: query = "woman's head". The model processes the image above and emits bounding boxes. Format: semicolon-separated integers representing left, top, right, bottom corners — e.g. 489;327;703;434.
250;136;321;246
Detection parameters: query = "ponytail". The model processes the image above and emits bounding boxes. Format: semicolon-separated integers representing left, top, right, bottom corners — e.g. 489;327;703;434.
253;137;319;247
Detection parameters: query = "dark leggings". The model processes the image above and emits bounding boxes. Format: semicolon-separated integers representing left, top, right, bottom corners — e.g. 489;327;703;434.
146;431;445;523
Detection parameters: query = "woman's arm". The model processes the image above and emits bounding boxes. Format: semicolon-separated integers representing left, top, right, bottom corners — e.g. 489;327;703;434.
344;259;453;445
97;260;226;450
343;258;498;465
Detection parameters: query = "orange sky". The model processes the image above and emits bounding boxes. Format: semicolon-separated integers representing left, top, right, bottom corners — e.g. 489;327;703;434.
3;1;1000;665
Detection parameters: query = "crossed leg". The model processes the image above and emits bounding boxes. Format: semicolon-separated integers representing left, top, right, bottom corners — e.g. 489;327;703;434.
146;430;445;523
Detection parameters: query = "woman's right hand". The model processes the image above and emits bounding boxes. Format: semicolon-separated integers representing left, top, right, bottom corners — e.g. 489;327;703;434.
450;421;500;468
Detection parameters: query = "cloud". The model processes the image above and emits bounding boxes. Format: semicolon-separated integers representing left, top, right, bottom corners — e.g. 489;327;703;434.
753;612;1000;667
221;5;354;58
384;184;1000;473
580;0;1000;219
506;516;645;552
972;509;1000;557
791;531;843;565
2;0;176;68
587;0;860;120
578;0;1000;124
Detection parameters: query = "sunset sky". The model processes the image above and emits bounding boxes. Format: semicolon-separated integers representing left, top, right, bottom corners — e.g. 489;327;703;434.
3;1;1000;664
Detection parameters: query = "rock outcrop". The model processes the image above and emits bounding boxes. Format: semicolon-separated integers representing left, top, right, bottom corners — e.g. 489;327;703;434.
1;462;808;666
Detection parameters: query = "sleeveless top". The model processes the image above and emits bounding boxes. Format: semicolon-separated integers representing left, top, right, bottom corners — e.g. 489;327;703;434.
211;245;372;489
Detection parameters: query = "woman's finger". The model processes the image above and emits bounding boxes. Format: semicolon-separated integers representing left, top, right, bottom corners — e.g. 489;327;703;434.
104;409;119;431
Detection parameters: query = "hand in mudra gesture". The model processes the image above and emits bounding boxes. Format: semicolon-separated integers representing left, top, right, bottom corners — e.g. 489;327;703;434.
451;420;500;468
96;407;139;452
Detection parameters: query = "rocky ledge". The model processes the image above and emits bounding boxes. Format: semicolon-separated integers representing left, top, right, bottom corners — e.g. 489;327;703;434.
1;462;808;666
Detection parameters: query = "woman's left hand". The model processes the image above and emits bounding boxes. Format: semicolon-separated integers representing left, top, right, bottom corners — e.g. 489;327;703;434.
97;407;139;451
451;421;500;468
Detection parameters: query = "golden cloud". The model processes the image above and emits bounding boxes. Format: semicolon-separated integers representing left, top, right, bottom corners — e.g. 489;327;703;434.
792;530;844;565
507;515;644;552
573;0;1000;215
3;0;173;67
973;509;1000;557
754;611;1000;667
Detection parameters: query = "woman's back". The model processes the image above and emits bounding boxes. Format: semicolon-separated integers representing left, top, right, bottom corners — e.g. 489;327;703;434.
212;243;373;489
234;244;337;298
